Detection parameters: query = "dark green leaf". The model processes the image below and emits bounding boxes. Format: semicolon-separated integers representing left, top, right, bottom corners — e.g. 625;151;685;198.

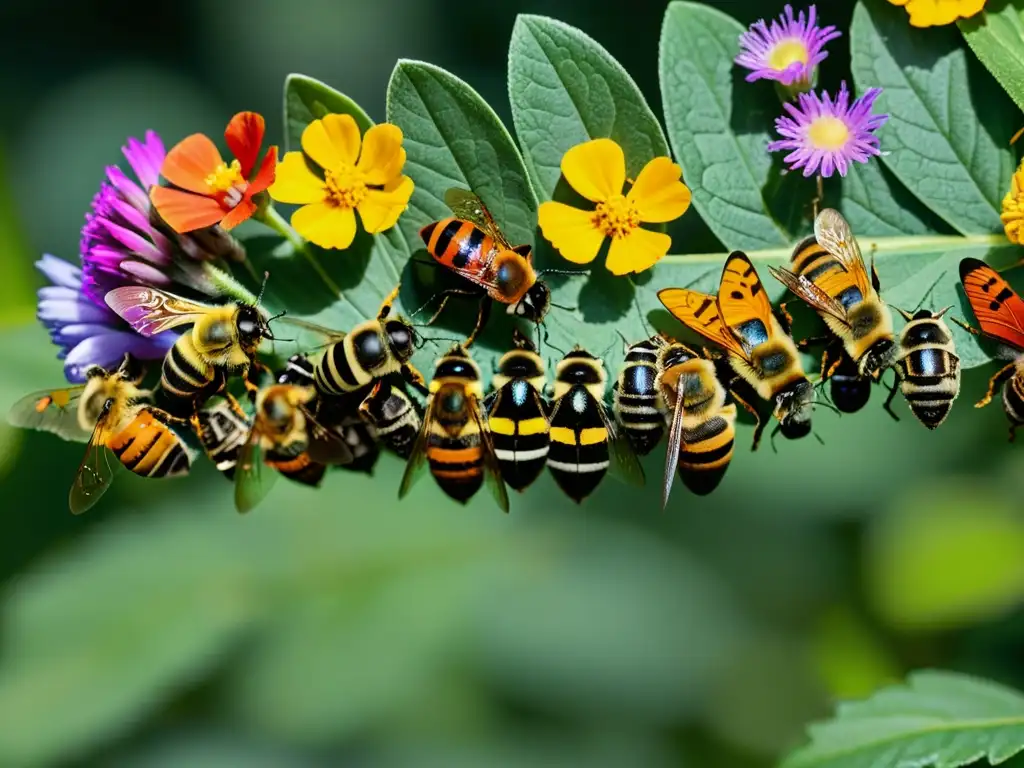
840;160;944;238
960;3;1024;115
283;74;373;153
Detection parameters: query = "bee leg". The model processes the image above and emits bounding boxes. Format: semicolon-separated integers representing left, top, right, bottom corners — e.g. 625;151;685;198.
977;363;1015;409
415;288;480;325
224;391;251;420
796;334;830;351
777;303;794;335
818;345;835;380
729;388;763;451
465;298;492;348
401;363;430;397
950;317;981;336
883;376;901;422
378;285;401;320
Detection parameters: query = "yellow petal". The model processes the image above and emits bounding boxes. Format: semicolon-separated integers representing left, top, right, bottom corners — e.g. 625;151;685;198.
301;114;361;170
357;176;415;233
627;157;692;223
537;201;604;265
561;138;626;202
268;152;327;205
357;123;405;185
291;203;357;250
605;227;671;276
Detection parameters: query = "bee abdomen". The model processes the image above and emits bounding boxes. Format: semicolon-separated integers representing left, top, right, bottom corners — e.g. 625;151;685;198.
110;412;190;479
1003;372;1024;426
899;349;960;429
489;415;549;491
269;453;326;486
428;444;484;502
159;340;215;414
547;432;609;503
316;342;364;395
678;415;734;496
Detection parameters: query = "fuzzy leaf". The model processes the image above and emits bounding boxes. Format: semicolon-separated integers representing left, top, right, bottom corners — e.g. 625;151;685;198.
507;14;669;201
283;74;373;153
840;160;944;238
781;670;1024;768
960;3;1024;115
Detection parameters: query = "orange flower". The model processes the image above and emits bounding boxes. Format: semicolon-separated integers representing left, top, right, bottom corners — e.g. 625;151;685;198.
150;112;277;233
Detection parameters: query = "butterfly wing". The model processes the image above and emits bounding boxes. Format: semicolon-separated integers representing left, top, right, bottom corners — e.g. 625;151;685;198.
717;252;779;355
105;286;216;337
443;187;514;250
657;288;748;359
959;258;1024;350
8;386;91;442
814;208;871;296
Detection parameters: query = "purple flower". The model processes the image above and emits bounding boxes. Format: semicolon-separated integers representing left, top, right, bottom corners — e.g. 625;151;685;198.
36;254;175;383
766;82;889;178
735;5;840;89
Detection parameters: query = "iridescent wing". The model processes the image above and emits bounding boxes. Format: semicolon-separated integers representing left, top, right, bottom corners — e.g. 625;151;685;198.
68;408;121;514
662;394;684;510
398;395;433;500
657;288;748;360
443;187;514;251
470;400;510;513
8;385;90;443
105;286;216;337
959;258;1024;350
234;430;277;514
768;265;849;326
813;208;871;296
717;252;779;355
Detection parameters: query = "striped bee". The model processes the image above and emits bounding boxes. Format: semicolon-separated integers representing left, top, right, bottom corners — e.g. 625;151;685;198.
613;337;666;456
487;330;550;491
196;399;251;480
884;307;960;429
9;353;191;514
359;377;421;460
657;341;737;506
547;347;644;503
400;345;509;511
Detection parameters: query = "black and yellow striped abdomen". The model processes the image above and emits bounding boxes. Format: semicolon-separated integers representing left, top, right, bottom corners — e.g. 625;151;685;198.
427;441;484;502
614;338;664;456
158;334;218;416
108;409;190;479
267;450;326;487
547;385;609;503
488;383;549;491
894;311;961;430
677;406;736;496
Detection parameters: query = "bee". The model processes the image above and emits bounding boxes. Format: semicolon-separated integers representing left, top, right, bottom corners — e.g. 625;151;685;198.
883;307;961;429
769;210;895;383
612;337;665;456
820;347;873;414
399;344;509;512
547;347;644;503
419;188;551;344
486;329;550;491
8;354;191;514
196;399;251;479
658;251;815;449
956;258;1024;440
359;377;421;460
105;285;276;418
657;341;737;506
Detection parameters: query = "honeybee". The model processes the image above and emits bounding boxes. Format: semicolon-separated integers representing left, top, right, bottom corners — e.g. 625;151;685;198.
399;344;509;512
105;285;276;417
547;347;644;503
9;354;191;514
659;251;815;449
657;341;737;506
419;188;551;344
358;377;421;460
613;337;665;456
769;210;895;382
487;329;550;491
196;399;251;479
884;307;960;429
957;258;1024;440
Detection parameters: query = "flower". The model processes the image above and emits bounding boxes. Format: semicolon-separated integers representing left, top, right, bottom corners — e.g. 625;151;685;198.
36;254;175;383
81;130;243;304
268;113;414;250
735;5;840;90
1001;159;1024;244
537;139;691;276
886;0;985;27
150;112;277;233
767;82;888;178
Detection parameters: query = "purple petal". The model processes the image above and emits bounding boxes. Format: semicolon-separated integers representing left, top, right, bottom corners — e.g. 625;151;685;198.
105;166;150;212
123;131;166;190
120;259;174;285
52;323;120;345
38;297;114;325
36;254;82;290
99;219;168;265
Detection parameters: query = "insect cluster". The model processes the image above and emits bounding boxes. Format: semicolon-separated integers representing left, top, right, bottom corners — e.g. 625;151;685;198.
8;193;1021;515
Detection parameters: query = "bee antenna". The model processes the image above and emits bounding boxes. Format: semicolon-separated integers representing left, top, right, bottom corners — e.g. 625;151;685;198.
550;302;577;311
537;268;586;277
812;431;826;446
256;271;270;307
887;303;914;321
546;339;568;357
770;425;782;454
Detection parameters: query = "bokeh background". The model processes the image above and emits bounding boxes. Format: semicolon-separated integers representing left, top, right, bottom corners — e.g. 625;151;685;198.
1;0;1023;766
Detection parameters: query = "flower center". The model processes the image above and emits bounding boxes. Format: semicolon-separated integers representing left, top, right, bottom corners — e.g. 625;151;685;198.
592;194;640;239
807;116;851;151
767;39;809;71
205;160;245;194
324;164;368;209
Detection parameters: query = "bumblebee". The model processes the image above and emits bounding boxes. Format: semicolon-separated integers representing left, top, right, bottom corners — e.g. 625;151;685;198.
486;329;550;491
883;307;960;429
9;354;191;514
770;210;895;381
399;345;509;512
613;337;665;456
105;285;274;417
656;341;737;506
659;251;815;449
359;377;421;460
547;347;644;503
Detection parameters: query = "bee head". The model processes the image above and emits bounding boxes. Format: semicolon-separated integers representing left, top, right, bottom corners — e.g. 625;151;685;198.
776;379;814;440
509;281;550;322
384;318;417;363
859;338;895;377
236;304;266;347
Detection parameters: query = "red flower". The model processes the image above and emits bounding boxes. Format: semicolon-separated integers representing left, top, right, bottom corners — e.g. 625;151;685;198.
150;112;277;233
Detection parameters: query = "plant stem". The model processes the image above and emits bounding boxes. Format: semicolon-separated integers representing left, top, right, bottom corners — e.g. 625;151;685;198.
257;205;346;301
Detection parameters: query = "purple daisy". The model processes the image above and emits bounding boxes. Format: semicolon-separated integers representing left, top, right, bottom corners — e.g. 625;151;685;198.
36;254;176;383
766;82;889;178
735;5;840;90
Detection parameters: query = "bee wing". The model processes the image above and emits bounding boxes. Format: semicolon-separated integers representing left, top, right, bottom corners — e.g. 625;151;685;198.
657;287;749;360
303;406;356;466
443;187;514;251
662;395;685;511
234;429;277;514
471;401;510;514
604;403;645;488
8;385;91;442
68;411;121;514
277;317;347;344
768;265;850;326
814;209;871;295
105;286;216;337
959;258;1024;350
398;395;433;500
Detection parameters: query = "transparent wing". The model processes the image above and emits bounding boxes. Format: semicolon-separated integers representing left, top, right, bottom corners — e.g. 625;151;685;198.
768;265;850;326
443;187;513;250
8;385;90;442
813;209;870;295
398;396;433;500
604;404;645;487
105;286;215;337
68;414;121;514
277;316;347;344
303;406;356;466
662;396;685;510
234;430;277;514
471;402;510;513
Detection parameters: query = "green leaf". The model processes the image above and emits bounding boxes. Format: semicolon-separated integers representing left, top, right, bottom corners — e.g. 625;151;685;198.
658;1;791;251
840;160;944;238
781;670;1024;768
507;14;669;201
850;0;1016;236
960;4;1024;115
283;74;373;153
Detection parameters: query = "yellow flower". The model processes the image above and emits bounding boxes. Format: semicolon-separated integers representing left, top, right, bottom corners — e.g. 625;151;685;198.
537;139;691;276
269;113;414;250
886;0;985;27
1002;159;1024;244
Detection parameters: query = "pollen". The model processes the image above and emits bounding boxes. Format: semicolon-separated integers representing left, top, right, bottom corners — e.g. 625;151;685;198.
324;165;368;209
591;194;641;239
768;39;810;71
205;160;245;193
807;116;850;151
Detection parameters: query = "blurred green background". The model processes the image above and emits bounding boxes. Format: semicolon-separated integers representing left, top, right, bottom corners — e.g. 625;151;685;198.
1;0;1023;766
